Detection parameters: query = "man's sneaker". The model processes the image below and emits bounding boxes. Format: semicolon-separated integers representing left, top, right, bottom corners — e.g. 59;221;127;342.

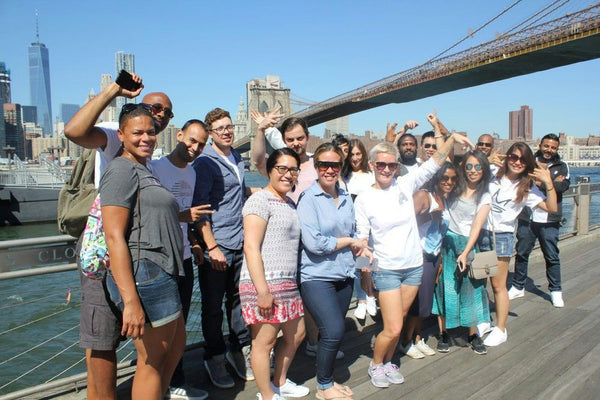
401;342;425;359
226;345;255;381
271;379;310;398
366;296;378;317
468;334;487;355
368;362;390;388
305;342;344;360
204;354;235;389
383;362;405;384
165;386;209;400
551;291;565;308
437;331;450;353
414;338;436;356
483;327;507;347
354;302;367;319
508;286;525;300
477;321;492;337
256;394;286;400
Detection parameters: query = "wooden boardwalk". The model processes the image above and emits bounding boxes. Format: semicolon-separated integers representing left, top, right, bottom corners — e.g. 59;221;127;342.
47;231;600;400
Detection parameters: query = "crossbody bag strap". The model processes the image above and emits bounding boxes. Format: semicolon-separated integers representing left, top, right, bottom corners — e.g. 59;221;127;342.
488;205;497;250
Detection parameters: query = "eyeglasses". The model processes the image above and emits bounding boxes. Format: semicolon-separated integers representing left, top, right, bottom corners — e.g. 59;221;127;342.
273;165;300;176
374;161;399;171
144;103;174;119
507;153;527;164
441;175;457;183
423;143;437;150
210;124;235;134
465;163;483;171
316;161;342;172
477;142;493;148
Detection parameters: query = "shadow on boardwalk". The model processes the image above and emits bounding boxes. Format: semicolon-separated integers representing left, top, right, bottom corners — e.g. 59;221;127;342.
48;231;600;400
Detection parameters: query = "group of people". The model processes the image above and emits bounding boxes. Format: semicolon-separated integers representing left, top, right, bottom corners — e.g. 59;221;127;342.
67;72;570;400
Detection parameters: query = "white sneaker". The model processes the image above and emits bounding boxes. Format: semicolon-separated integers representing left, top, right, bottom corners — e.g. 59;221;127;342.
305;342;344;359
272;378;310;398
366;296;377;317
165;386;208;400
402;342;425;359
354;302;367;319
414;338;436;356
551;291;564;308
483;327;507;347
477;321;492;337
508;286;524;300
256;394;286;400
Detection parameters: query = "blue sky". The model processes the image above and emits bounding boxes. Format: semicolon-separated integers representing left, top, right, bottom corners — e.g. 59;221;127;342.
1;0;599;139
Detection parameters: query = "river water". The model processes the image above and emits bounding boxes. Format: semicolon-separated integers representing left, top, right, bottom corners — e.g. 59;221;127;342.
0;169;597;394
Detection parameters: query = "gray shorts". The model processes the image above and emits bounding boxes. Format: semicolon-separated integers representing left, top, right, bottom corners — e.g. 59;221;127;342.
78;235;122;350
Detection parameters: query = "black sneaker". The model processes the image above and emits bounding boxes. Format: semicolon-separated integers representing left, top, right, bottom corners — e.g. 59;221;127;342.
437;331;450;353
468;334;487;355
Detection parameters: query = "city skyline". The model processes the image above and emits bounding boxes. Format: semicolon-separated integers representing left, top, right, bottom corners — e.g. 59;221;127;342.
27;13;52;137
1;1;598;140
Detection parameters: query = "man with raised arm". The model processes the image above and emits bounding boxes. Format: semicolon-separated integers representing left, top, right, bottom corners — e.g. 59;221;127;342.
64;74;174;400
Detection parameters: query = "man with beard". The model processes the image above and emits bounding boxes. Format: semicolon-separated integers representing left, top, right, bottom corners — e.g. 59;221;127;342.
148;119;211;399
64;74;174;400
510;134;570;307
476;134;503;176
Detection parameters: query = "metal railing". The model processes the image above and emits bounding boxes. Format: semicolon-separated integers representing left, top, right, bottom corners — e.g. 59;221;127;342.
0;182;599;398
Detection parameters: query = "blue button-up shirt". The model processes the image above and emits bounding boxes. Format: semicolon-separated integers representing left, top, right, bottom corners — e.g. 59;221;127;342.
296;181;356;283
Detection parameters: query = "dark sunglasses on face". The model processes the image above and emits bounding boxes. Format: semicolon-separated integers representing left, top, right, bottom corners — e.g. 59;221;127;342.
441;175;457;183
477;142;493;148
145;103;174;119
423;143;437;149
374;161;399;171
316;161;342;172
465;163;483;171
507;153;527;164
273;165;300;176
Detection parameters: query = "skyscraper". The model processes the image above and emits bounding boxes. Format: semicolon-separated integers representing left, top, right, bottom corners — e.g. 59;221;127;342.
0;62;11;104
100;73;117;122
115;51;135;112
509;105;533;140
28;13;52;137
60;103;80;124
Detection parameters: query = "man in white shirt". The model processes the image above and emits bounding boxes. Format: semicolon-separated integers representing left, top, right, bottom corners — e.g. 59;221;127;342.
65;74;174;400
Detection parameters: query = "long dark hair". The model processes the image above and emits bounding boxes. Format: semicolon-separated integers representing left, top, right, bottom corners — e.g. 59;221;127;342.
455;149;491;204
497;142;536;203
342;139;369;179
422;161;458;200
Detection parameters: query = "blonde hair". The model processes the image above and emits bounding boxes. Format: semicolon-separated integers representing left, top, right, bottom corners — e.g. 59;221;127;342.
369;142;399;162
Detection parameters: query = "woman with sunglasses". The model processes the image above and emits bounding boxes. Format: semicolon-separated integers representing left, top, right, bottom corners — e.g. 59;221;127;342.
241;148;309;400
478;142;557;347
401;162;458;359
432;150;492;355
296;143;369;400
101;105;186;399
355;114;473;389
341;139;378;319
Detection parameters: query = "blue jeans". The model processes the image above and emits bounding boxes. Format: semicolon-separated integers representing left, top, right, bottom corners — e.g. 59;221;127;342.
354;268;366;301
172;257;194;386
514;220;562;292
199;246;250;358
300;278;353;390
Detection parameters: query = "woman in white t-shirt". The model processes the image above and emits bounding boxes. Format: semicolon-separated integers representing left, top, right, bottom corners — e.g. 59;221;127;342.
341;139;377;319
479;142;557;347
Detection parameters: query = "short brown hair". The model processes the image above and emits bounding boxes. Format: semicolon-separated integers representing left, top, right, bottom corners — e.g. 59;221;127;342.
204;108;231;128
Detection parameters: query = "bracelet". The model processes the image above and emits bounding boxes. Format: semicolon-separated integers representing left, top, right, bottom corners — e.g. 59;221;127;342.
546;186;554;192
434;135;443;138
208;244;219;251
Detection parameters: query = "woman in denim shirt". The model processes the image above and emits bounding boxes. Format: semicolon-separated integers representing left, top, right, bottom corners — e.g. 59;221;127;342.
296;143;369;400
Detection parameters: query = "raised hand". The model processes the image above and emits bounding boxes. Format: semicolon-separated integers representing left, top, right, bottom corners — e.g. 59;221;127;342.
117;72;144;99
251;106;285;130
403;120;419;131
529;166;553;186
488;150;505;167
451;133;475;150
180;204;213;222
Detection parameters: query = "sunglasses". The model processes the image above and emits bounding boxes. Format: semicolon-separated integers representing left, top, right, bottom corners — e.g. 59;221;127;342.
477;142;493;148
441;175;457;183
374;161;399;171
465;163;483;171
316;161;342;172
423;143;437;150
273;165;300;176
507;153;527;164
145;103;174;119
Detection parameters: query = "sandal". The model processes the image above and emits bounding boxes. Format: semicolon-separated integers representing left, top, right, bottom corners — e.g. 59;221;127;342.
316;384;354;400
333;383;353;396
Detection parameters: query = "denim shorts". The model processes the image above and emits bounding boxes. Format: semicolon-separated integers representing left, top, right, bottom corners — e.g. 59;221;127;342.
479;230;515;258
106;258;181;328
371;266;423;292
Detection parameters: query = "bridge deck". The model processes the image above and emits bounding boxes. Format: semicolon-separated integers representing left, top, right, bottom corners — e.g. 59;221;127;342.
45;231;600;400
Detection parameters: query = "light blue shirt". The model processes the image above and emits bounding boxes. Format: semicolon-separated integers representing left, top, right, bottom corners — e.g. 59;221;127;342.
296;181;356;283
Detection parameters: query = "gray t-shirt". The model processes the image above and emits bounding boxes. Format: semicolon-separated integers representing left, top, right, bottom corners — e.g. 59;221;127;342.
99;157;184;276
